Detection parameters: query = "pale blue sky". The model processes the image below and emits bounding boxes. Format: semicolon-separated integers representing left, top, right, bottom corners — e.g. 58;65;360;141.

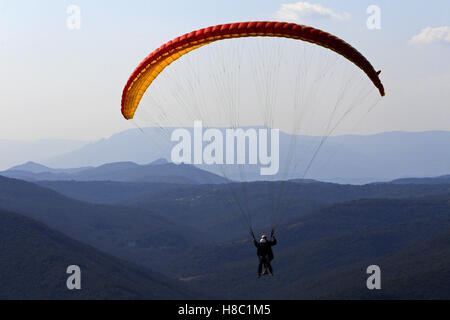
0;0;449;140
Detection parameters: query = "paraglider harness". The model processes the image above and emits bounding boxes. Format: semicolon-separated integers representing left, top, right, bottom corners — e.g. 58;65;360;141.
252;229;276;275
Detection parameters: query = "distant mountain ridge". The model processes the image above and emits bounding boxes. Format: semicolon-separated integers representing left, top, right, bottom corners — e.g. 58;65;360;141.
1;159;228;184
2;130;450;184
388;174;450;185
38;129;450;184
0;139;87;171
9;161;92;174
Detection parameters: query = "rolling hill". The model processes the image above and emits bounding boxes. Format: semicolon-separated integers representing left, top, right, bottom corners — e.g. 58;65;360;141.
0;175;209;273
0;209;200;299
0;210;199;300
2;172;450;299
174;194;450;299
121;180;450;239
32;178;450;241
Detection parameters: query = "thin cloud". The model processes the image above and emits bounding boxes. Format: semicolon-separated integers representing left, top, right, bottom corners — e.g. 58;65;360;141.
275;2;350;23
409;26;450;45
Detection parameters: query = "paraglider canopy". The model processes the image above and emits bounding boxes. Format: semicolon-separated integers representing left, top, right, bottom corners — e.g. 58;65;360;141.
121;21;385;120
